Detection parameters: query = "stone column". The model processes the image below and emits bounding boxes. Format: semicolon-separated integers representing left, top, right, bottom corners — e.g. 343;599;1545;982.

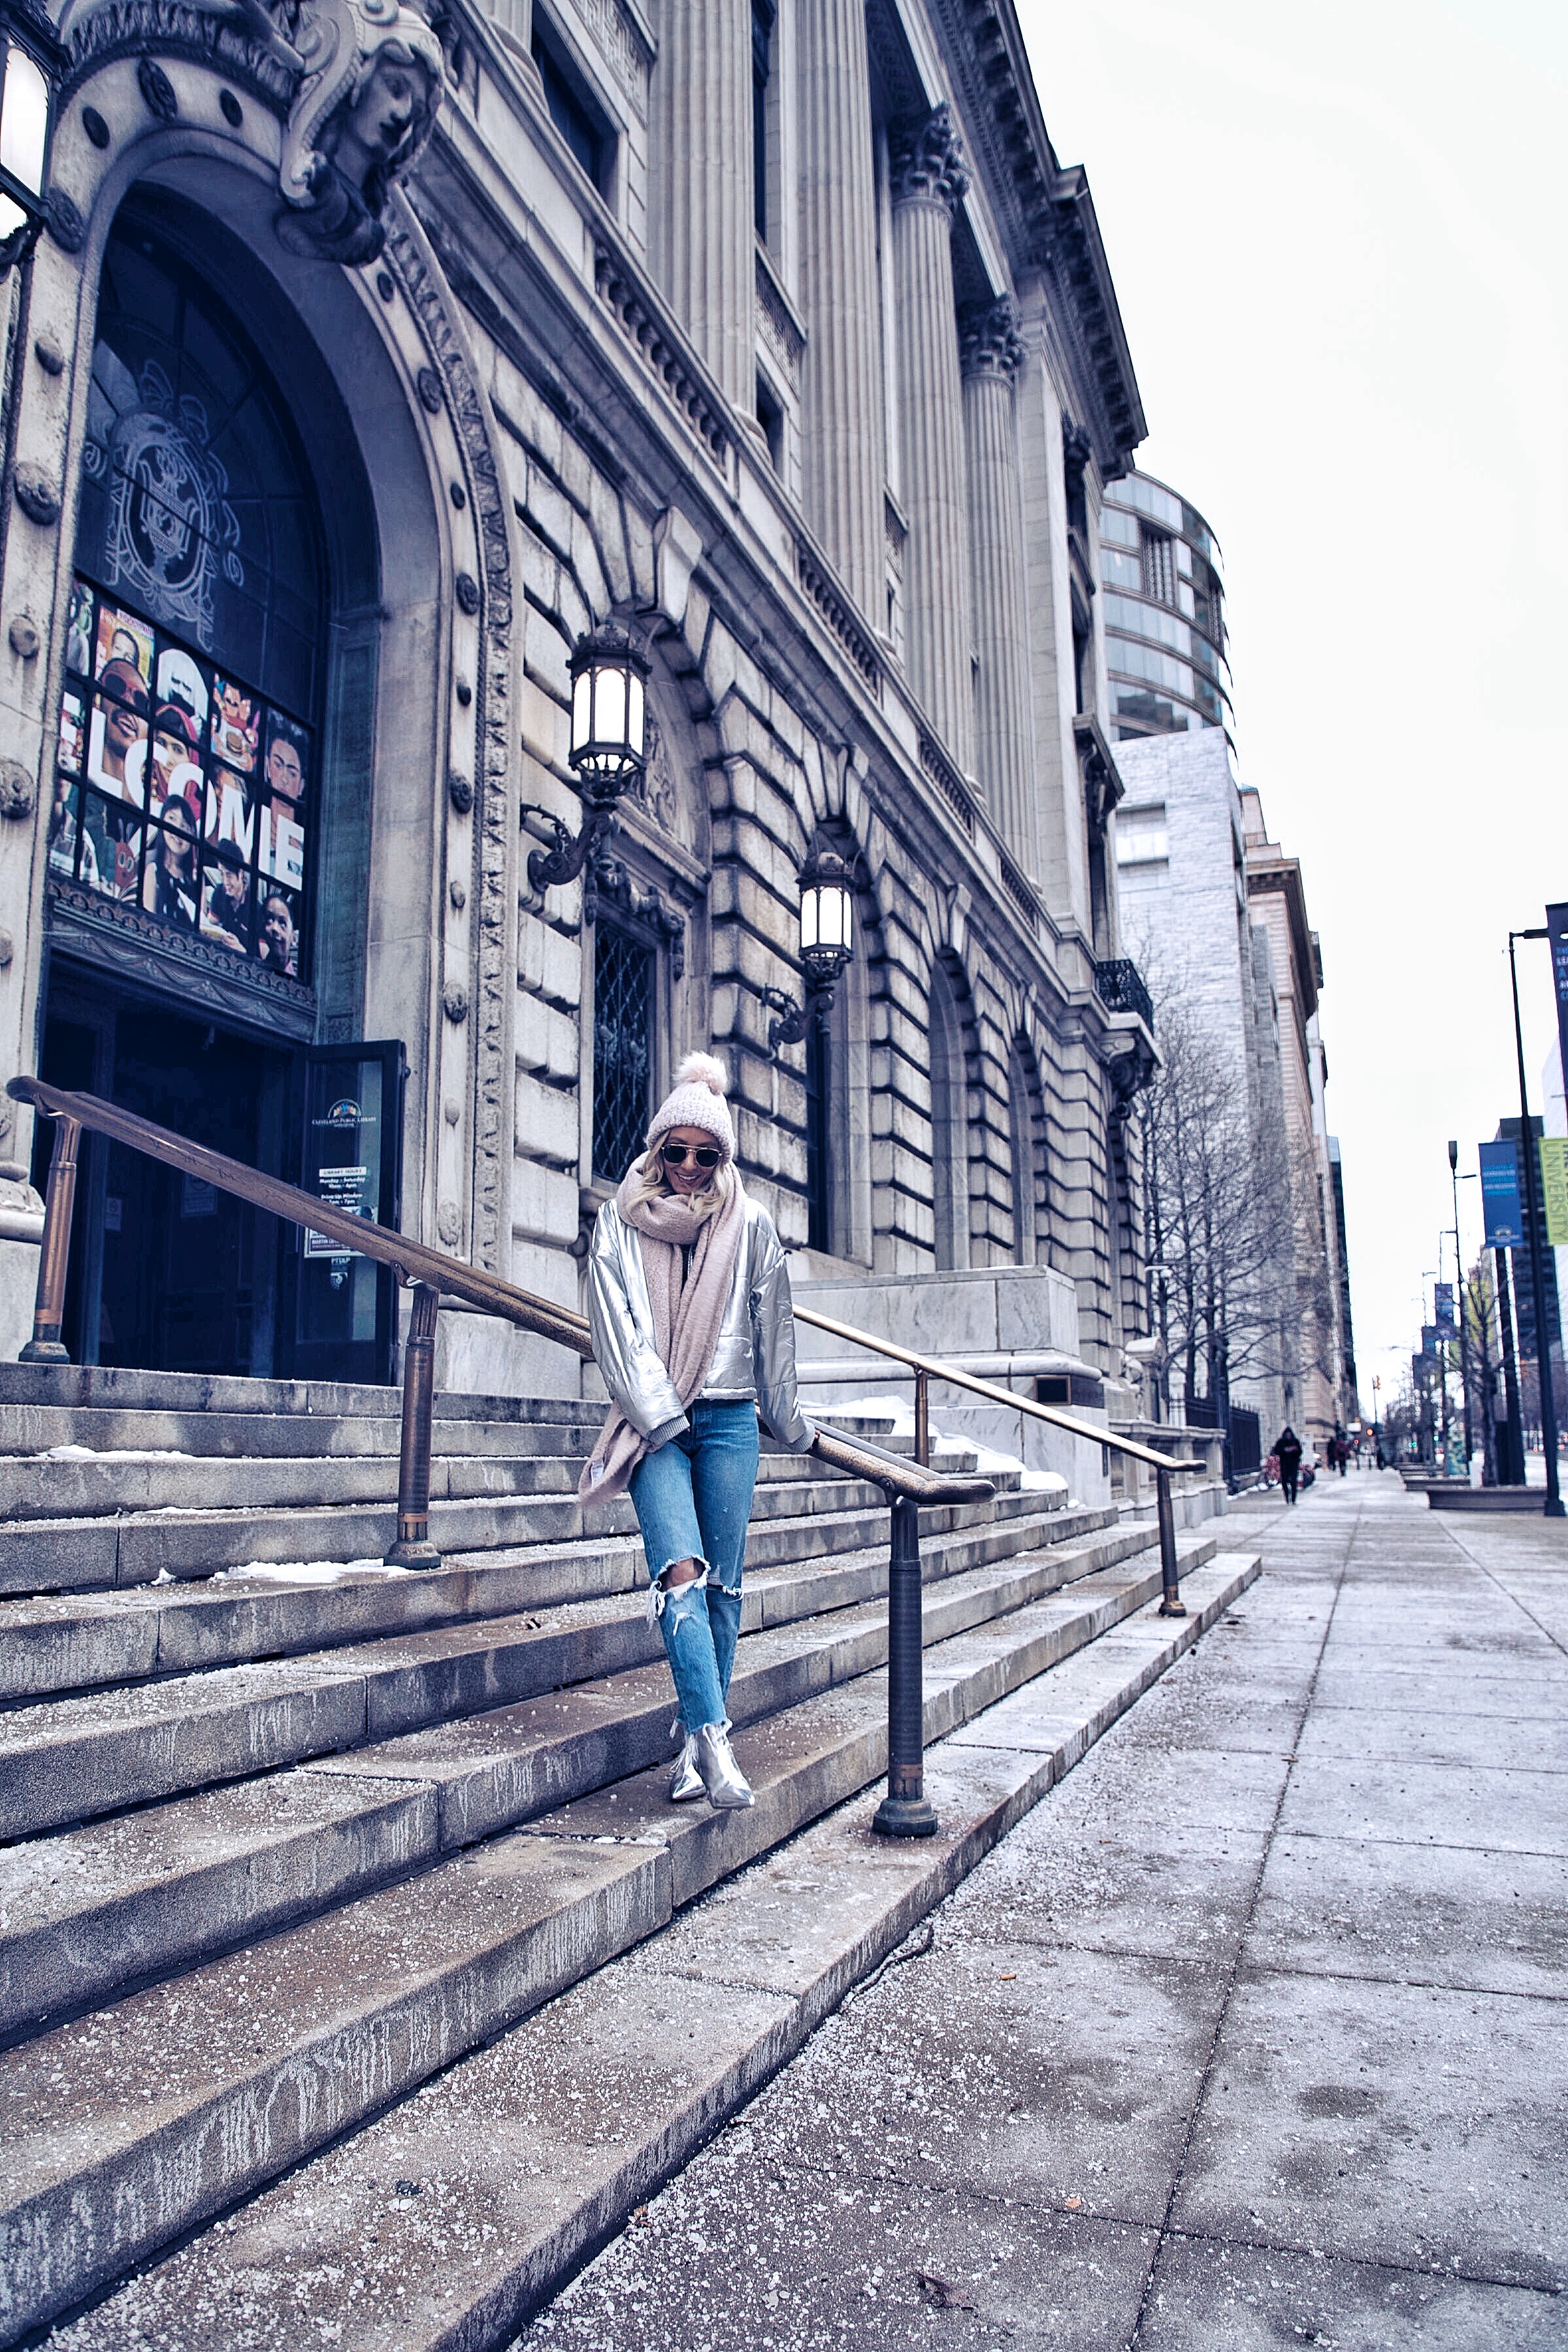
961;297;1036;869
648;0;754;416
890;105;973;774
795;0;884;619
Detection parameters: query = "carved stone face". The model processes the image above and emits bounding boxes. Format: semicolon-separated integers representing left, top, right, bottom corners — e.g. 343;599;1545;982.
342;50;432;176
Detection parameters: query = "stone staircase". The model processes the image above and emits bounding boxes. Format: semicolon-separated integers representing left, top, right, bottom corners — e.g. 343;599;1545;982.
0;1362;1259;2349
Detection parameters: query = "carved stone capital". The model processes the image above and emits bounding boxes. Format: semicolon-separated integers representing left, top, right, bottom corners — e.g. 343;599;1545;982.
888;103;968;216
959;296;1023;382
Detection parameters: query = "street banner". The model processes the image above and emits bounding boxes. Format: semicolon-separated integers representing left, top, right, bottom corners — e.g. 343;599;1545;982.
1545;904;1568;1123
1540;1136;1568;1247
1434;1282;1456;1337
1420;1324;1438;1360
1480;1139;1524;1247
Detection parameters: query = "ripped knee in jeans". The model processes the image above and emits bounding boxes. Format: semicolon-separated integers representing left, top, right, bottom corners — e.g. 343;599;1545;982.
647;1557;711;1623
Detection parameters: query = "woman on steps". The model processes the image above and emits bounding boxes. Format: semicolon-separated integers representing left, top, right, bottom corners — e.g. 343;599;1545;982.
580;1053;815;1810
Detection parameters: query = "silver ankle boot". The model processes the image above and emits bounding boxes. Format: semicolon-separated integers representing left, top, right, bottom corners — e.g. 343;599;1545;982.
668;1735;704;1803
694;1722;755;1808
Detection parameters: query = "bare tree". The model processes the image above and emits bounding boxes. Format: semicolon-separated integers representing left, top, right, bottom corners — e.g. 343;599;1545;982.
1139;988;1298;1424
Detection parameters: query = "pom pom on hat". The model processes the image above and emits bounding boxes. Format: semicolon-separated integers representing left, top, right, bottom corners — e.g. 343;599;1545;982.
645;1049;738;1160
672;1052;729;1096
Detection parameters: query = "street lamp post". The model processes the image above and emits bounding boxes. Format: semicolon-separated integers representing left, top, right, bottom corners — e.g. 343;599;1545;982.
1507;928;1563;1517
1435;1249;1452;1475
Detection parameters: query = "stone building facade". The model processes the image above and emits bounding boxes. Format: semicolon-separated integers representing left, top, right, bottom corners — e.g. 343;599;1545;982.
0;0;1156;1406
1114;715;1353;1447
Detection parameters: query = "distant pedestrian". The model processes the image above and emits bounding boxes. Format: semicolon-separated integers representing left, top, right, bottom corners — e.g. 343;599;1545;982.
1275;1425;1303;1504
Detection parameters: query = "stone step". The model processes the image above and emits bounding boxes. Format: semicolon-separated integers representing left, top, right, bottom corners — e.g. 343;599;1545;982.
0;1516;1191;2040
0;1483;1080;1705
0;1457;998;1599
0;1446;902;1531
0;1431;898;1524
55;1554;1260;2352
0;1484;1106;1705
0;1361;600;1428
0;1406;602;1466
0;1542;1247;2345
0;1498;1102;1844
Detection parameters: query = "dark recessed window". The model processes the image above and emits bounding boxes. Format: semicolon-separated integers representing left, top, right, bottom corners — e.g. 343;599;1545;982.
532;16;612;195
753;0;775;239
756;374;783;474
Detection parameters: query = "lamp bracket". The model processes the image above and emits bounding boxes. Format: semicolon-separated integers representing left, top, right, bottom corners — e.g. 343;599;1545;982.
523;802;615;896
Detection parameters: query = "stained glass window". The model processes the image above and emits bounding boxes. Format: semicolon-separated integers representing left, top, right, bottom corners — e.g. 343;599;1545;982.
51;221;322;983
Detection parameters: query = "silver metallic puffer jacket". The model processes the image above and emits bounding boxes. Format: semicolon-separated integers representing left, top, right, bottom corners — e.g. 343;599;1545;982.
585;1194;813;1454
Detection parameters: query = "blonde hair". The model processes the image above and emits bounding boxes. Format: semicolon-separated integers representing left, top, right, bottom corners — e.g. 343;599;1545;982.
623;1146;734;1221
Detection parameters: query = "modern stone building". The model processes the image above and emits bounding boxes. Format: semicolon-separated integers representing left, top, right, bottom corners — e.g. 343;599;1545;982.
0;0;1159;1419
1115;722;1356;1448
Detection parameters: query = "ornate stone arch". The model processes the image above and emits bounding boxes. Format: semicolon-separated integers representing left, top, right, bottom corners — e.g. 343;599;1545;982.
10;48;521;1273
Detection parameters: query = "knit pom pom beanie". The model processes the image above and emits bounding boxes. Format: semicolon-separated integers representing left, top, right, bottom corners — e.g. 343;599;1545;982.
644;1051;737;1160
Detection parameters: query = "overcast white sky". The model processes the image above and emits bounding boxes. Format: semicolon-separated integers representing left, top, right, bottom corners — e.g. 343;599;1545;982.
1015;0;1567;1413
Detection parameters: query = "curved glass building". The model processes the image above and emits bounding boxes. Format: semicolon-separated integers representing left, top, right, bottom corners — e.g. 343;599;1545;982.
1100;471;1232;745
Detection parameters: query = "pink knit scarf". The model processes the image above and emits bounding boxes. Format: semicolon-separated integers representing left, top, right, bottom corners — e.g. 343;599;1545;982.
578;1169;747;1505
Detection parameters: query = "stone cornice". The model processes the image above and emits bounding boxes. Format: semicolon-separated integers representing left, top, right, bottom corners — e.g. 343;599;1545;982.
926;0;1145;472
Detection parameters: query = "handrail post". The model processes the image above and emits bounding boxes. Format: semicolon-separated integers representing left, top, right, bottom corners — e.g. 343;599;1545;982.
913;1367;929;1465
1156;1464;1185;1616
872;1495;938;1837
20;1116;80;1364
385;1282;441;1569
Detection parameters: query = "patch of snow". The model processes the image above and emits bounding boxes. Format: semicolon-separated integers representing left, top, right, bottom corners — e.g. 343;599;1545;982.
214;1558;404;1586
35;1444;197;1462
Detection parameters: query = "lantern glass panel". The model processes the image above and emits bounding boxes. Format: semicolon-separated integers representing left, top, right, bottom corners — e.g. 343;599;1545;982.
571;670;592;757
625;669;644;760
841;892;852;953
800;886;819;951
0;46;47;197
595;663;625;753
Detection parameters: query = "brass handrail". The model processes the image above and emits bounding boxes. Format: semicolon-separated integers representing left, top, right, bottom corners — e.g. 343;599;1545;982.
792;1301;1205;1476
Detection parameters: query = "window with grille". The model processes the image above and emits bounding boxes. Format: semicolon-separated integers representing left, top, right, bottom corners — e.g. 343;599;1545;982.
1140;527;1177;608
592;924;653;1184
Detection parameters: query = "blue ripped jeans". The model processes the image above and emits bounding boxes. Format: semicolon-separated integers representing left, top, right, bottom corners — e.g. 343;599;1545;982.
629;1399;760;1733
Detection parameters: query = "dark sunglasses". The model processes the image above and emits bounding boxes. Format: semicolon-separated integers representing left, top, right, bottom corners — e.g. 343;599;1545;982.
661;1141;722;1169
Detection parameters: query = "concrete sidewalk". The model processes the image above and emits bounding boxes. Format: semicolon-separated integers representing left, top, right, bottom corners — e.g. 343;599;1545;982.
515;1473;1568;2351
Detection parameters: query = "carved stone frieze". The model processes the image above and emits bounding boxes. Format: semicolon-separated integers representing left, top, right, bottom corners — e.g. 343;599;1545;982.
584;849;687;979
383;200;515;1275
46;877;317;1036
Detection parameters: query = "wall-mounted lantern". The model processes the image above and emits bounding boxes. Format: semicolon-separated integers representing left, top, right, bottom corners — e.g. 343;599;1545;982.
525;625;650;894
0;0;65;276
766;844;856;1052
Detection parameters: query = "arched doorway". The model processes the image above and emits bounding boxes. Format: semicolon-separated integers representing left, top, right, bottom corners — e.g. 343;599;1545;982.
37;195;384;1379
